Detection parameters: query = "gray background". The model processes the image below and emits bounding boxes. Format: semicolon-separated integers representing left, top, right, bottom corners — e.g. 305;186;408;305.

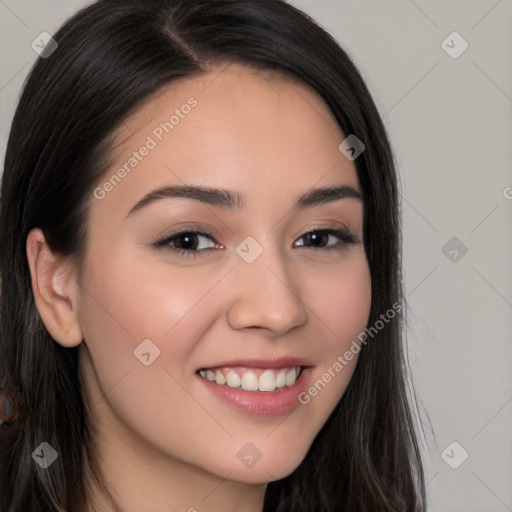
1;1;511;510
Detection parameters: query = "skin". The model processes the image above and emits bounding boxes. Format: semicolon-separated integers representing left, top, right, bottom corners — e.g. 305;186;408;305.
26;63;372;512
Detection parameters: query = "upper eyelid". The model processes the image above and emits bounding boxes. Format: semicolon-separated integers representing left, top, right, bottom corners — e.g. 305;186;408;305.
162;220;352;237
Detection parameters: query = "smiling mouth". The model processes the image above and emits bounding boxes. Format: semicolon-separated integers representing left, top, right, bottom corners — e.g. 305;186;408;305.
197;366;303;392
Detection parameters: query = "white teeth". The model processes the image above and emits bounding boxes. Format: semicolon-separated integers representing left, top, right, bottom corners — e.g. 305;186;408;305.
198;366;302;392
215;370;226;385
241;372;259;391
226;370;241;388
285;367;297;387
258;369;276;391
275;370;286;388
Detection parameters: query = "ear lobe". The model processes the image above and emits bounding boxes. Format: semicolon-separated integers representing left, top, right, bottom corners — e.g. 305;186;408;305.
26;228;83;347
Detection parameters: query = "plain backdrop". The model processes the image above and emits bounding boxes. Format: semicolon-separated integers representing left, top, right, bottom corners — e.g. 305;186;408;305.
1;1;511;511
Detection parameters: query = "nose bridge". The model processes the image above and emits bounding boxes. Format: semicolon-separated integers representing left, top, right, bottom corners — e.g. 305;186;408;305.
226;236;308;335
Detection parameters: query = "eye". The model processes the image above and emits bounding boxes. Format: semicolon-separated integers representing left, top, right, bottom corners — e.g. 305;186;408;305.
152;230;220;259
151;226;360;259
294;228;359;250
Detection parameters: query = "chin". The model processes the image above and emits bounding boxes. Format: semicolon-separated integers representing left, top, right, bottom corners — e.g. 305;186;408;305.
205;442;311;485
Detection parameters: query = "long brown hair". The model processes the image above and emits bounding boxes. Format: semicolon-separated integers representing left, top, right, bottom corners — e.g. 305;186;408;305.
0;1;427;510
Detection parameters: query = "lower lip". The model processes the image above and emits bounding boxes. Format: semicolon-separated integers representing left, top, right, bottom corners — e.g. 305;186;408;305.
196;367;312;417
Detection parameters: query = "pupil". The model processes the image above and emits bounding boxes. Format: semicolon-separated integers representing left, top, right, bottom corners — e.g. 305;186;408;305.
306;231;326;247
177;233;196;250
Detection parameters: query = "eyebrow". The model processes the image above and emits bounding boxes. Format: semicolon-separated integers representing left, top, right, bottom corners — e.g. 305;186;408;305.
125;184;362;218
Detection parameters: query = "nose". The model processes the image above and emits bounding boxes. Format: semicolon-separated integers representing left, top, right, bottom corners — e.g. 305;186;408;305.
226;243;308;336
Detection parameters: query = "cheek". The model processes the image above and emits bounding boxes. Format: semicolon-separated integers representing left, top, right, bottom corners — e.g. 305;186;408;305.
290;253;371;425
309;252;372;352
77;254;235;468
76;250;232;445
79;248;222;357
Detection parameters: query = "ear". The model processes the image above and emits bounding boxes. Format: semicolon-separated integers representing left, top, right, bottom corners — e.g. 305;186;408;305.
26;228;83;347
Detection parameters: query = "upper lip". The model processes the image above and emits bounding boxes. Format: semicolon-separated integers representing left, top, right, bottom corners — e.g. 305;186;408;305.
198;356;314;371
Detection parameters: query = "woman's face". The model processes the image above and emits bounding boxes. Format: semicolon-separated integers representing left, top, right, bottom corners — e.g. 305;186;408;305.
77;63;371;484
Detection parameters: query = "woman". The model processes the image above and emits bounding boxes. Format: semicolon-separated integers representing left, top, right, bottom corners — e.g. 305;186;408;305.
0;0;427;510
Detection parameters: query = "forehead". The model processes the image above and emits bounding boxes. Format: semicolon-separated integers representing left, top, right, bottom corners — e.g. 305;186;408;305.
112;63;343;152
91;63;359;223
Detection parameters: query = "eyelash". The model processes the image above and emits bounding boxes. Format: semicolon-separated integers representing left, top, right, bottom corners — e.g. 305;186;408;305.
152;225;360;259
